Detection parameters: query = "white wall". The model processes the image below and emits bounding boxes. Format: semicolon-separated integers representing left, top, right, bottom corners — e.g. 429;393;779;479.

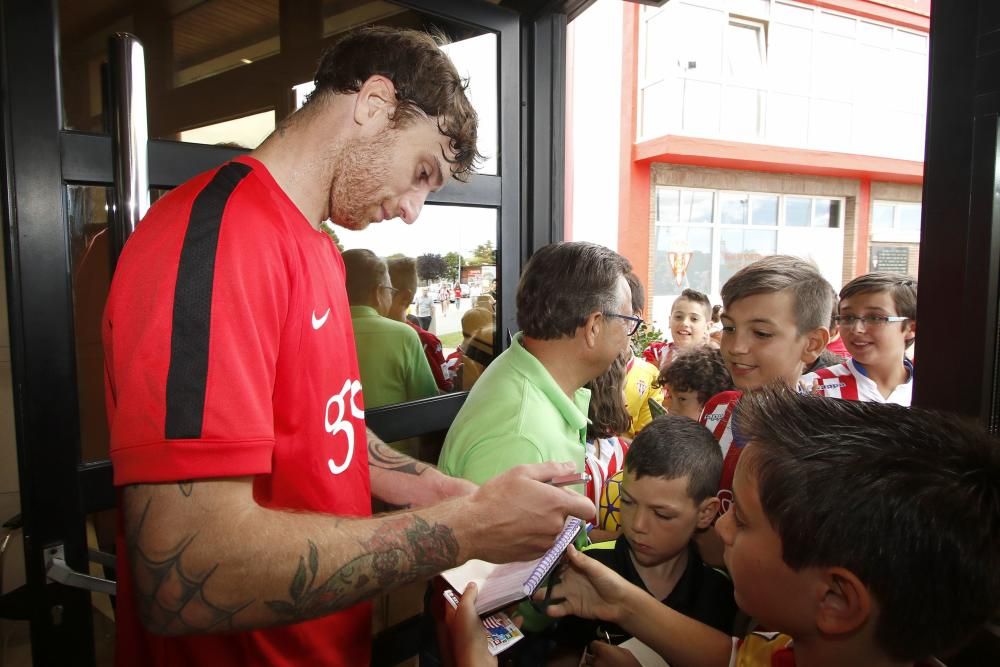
638;0;929;162
566;0;624;251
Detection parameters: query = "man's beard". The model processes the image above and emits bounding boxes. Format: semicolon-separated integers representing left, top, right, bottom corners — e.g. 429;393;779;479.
328;130;397;230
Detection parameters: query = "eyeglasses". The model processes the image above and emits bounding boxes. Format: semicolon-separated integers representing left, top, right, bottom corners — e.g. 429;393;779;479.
603;312;643;336
833;315;909;330
379;285;400;296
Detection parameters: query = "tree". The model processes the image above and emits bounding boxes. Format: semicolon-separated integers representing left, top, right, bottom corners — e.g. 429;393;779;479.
444;251;463;283
469;240;496;265
416;253;448;282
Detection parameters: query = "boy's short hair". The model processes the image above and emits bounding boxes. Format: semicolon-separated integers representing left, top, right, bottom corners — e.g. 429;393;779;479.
720;255;833;334
517;242;632;340
625;272;645;316
839;272;917;320
386;256;418;294
658;347;734;404
672;288;712;319
735;387;1000;662
625;415;723;503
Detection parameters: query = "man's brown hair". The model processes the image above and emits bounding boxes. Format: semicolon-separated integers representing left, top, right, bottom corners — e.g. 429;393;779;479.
720;255;832;334
310;26;481;179
516;242;632;340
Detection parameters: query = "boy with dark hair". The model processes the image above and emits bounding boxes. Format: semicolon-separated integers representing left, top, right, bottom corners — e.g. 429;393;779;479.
643;288;713;369
555;415;737;663
657;347;734;421
700;255;831;514
546;387;1000;667
801;272;916;405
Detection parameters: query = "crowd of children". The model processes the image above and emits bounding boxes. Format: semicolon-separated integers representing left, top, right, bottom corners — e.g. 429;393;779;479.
440;250;1000;667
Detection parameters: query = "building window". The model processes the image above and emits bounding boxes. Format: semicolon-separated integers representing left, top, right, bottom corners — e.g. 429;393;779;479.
651;185;845;326
871;201;921;242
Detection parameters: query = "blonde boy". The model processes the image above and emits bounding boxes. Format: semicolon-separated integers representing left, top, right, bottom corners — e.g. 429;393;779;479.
546;388;1000;667
699;256;831;509
801;273;916;406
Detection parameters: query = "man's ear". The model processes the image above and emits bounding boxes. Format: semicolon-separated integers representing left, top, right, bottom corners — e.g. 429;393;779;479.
800;326;830;365
353;75;397;128
815;567;871;637
582;311;603;349
903;318;916;345
696;496;720;530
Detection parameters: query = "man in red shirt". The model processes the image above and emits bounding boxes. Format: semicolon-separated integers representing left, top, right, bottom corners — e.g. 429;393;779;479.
103;27;593;667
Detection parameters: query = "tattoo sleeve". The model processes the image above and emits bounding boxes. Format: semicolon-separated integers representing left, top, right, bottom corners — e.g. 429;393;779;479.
125;493;255;634
124;479;462;634
265;515;459;621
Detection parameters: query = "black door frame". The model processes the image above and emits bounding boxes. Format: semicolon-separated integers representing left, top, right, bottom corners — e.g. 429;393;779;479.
914;1;1000;427
0;0;550;663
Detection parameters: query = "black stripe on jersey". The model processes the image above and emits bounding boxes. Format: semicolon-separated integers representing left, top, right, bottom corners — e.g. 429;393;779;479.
165;161;253;439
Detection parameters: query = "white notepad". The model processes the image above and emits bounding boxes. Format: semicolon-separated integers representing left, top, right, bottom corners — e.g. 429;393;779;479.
440;516;584;615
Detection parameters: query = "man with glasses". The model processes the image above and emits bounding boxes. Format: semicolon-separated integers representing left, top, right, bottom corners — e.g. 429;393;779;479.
344;249;439;410
801;272;917;406
438;241;634;484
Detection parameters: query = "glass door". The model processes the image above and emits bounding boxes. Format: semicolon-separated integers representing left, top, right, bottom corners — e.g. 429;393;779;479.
0;0;520;663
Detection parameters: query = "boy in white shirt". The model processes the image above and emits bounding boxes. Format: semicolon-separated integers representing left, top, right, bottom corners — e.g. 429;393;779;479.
801;273;916;406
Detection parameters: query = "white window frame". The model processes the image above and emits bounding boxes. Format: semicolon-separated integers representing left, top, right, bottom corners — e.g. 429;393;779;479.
653;184;845;302
870;200;921;243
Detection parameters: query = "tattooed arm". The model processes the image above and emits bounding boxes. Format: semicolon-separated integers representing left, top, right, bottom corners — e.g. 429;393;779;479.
366;427;476;508
123;461;594;636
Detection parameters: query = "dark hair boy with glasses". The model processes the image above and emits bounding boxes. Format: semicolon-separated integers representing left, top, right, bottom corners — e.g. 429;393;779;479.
801;272;917;406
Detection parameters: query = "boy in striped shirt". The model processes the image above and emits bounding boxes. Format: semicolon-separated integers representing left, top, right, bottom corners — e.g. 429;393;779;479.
698;256;832;522
800;273;916;406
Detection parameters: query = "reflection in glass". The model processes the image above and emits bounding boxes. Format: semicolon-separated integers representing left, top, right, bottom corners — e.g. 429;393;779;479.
785;196;812;227
653;226;713;296
751;195;778;225
335;205;498;404
720;228;777;286
178;110;275;149
872;202;894;230
897;203;921;232
67;186;112;462
813;199;841;228
657;188;679;224
720;193;748;225
680;190;714;224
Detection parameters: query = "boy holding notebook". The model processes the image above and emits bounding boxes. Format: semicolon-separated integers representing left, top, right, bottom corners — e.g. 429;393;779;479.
552;416;737;663
545;388;1000;667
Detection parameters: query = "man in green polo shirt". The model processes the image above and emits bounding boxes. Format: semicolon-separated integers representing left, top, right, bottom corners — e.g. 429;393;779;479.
438;241;634;485
343;249;438;409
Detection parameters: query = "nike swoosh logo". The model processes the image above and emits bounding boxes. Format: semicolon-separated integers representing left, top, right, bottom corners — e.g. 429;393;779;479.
312;308;331;330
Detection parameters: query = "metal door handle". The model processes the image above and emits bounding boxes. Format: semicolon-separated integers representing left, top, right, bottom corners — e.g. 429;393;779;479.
108;32;150;263
44;543;117;596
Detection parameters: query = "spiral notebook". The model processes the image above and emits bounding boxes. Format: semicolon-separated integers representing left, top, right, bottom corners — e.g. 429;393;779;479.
440;516;585;615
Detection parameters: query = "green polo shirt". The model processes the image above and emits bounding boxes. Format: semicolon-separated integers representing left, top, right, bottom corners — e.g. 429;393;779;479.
438;333;591;484
350;306;438;409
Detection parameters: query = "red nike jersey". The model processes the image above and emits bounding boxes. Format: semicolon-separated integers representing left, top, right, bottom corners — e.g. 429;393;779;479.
104;157;371;666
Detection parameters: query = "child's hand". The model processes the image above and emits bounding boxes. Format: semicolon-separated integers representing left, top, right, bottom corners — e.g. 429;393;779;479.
447;583;496;667
541;546;634;624
585;641;642;667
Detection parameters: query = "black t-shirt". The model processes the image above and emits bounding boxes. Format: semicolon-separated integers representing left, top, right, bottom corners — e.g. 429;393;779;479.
555;537;738;650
